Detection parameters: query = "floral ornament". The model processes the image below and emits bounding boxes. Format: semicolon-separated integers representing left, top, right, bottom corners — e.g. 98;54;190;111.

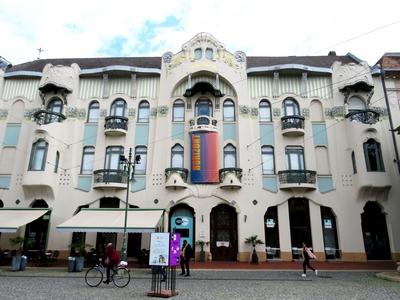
0;109;8;120
162;52;174;64
157;106;169;116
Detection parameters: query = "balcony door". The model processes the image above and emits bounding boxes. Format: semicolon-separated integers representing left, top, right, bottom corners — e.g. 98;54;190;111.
285;146;305;170
195;99;213;117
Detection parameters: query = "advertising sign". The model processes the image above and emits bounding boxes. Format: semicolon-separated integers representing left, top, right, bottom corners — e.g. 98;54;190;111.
149;233;170;266
324;219;332;229
169;233;181;266
190;131;219;183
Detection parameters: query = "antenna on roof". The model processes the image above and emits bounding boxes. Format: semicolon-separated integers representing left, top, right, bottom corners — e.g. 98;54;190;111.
37;48;44;60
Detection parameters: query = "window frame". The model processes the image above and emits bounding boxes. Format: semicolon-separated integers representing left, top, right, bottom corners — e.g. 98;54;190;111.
137;100;150;123
223;99;235;122
110;98;127;117
259;100;272;122
104;146;124;170
87;101;100;123
262;146;275;174
171;144;184;168
80;146;95;174
172;99;185;122
283;98;300;116
363;139;385;172
28;139;48;171
195;99;213;117
134;146;147;174
224;144;237;168
285;146;305;170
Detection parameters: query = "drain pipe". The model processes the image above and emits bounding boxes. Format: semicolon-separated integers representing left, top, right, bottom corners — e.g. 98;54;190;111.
379;65;400;174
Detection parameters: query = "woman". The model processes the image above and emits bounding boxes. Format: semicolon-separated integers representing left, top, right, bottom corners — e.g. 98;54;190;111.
102;243;120;284
301;242;318;278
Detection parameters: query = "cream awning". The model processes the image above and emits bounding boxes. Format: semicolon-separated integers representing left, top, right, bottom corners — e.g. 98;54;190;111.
0;209;49;232
56;208;164;233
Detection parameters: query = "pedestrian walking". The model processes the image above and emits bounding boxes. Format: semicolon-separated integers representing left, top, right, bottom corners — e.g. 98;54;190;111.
179;240;193;277
102;243;120;284
301;242;318;278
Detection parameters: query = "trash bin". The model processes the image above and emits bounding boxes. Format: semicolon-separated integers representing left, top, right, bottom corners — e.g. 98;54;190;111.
68;257;76;272
11;255;22;271
20;255;27;271
75;256;84;272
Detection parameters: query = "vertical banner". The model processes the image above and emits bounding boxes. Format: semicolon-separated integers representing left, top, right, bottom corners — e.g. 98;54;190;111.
169;233;181;266
149;233;170;266
191;131;219;183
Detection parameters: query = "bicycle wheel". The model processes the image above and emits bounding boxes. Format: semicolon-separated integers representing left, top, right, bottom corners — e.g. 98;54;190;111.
112;267;130;288
85;267;103;287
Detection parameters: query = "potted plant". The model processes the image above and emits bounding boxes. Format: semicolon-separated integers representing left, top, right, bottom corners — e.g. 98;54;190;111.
69;241;92;272
9;236;26;271
195;240;209;262
244;235;264;264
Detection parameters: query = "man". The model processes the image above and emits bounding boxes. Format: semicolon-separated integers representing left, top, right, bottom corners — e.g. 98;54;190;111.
179;240;193;277
102;243;120;284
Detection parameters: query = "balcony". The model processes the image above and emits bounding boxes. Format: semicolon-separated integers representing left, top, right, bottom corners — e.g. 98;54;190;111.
345;109;380;125
278;170;316;190
104;116;128;136
281;115;305;136
219;168;242;189
33;110;66;125
93;169;127;189
165;168;189;189
189;116;218;132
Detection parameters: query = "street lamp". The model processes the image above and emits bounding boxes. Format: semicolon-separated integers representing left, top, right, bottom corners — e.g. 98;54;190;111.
119;148;141;262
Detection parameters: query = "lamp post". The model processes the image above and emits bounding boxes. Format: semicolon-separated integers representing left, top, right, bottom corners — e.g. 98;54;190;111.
120;148;141;262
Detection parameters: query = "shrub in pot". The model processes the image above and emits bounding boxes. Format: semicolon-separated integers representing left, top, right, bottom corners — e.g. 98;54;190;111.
244;235;264;264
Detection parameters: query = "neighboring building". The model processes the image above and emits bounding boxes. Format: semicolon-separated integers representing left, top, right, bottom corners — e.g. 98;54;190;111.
0;33;399;262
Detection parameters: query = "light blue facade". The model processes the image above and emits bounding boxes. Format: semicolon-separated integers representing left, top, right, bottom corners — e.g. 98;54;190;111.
260;124;275;146
223;123;236;141
262;175;278;193
77;175;92;192
3;124;21;146
318;176;334;193
131;176;146;192
0;175;11;189
83;124;98;146
172;123;185;140
312;123;328;146
135;124;149;145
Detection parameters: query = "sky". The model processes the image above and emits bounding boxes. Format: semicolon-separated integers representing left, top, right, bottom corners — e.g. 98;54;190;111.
1;0;399;66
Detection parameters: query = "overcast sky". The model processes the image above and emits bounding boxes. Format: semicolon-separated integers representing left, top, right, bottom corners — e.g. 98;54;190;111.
1;0;399;66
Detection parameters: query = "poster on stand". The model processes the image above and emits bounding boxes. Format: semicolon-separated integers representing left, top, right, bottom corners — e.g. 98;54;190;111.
149;232;170;266
169;233;181;266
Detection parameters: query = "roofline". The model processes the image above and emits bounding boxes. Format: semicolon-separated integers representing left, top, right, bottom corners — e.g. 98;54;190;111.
247;64;332;74
80;65;161;75
4;71;43;77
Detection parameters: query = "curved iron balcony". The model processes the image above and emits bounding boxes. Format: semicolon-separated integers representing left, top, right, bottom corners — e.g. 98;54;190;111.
165;168;189;189
33;110;66;125
219;168;242;189
345;109;380;125
281;115;305;136
278;170;316;190
93;169;128;189
189;116;218;132
104;116;128;136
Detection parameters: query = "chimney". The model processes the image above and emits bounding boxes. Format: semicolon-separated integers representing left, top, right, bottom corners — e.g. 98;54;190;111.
328;51;336;56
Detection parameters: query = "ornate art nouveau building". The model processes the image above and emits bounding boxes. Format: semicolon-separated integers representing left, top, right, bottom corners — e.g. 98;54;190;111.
0;33;399;262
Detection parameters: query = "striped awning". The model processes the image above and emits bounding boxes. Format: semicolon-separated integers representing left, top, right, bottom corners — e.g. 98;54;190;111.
56;208;164;233
0;209;49;232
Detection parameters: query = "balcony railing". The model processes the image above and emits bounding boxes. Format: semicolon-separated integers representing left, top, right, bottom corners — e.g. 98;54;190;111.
93;169;127;185
189;116;218;132
278;170;316;185
281;115;305;131
33;110;66;125
104;116;128;131
345;109;380;125
165;168;189;182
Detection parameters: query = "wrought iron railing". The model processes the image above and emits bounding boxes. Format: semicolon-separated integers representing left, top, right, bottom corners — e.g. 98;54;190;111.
104;116;128;131
93;169;128;184
278;170;316;185
165;168;189;182
281;115;305;130
219;168;243;183
345;109;380;125
33;110;66;125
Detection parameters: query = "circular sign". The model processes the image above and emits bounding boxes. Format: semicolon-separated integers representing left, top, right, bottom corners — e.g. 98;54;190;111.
175;218;183;225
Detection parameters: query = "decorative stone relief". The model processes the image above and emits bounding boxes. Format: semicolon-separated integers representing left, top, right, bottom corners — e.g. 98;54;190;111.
100;109;107;117
234;51;246;63
151;108;158;117
157;106;169;117
273;108;281;117
301;108;310;118
24;108;41;120
251;107;258;118
239;105;250;116
325;106;345;119
162;52;173;64
128;108;136;117
65;107;86;119
39;64;77;94
333;61;374;91
0;109;8;120
370;106;388;117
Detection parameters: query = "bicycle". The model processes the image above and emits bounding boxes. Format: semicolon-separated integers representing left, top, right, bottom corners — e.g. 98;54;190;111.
85;261;130;288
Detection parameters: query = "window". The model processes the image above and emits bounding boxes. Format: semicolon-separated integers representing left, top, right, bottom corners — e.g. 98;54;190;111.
171;144;184;168
206;48;213;60
110;99;127;117
81;147;95;174
348;96;366;112
54;151;60;173
194;48;202;60
351;151;357;174
28;139;48;171
45;98;63;124
259;100;272;122
138;101;150;123
87;101;99;123
134;146;147;174
195;99;213;117
363;139;385;172
285;146;305;170
105;146;124;170
283;98;299;116
224;144;237;168
223;99;235;121
262;146;275;174
172;100;185;122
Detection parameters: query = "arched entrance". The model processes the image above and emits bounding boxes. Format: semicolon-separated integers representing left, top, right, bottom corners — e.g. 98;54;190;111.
289;198;312;258
320;206;340;259
210;204;237;261
264;206;280;259
361;201;391;260
169;204;195;249
24;200;50;251
96;197;119;251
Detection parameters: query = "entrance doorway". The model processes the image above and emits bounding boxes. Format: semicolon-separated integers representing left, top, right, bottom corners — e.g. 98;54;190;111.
320;206;340;259
361;201;391;260
264;206;280;259
169;204;194;249
289;198;312;258
210;204;237;261
24;200;50;252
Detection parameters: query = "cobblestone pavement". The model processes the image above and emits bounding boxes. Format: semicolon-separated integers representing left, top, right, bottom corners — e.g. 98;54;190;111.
0;269;399;300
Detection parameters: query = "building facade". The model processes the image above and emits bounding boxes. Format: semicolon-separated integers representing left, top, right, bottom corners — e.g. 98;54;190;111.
0;33;399;262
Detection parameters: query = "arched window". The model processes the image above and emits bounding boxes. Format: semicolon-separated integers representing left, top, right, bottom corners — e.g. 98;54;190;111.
285;146;304;170
87;101;100;123
259;100;271;122
45;98;63;124
105;146;124;170
54;151;60;173
283;98;300;116
194;48;202;60
134;146;147;174
138;101;150;123
28;139;48;171
110;99;127;117
206;48;213;60
81;146;95;174
224;144;237;168
348;96;366;112
363;139;384;171
172;100;185;122
223;99;235;121
171;144;184;168
195;99;213;117
262;146;275;174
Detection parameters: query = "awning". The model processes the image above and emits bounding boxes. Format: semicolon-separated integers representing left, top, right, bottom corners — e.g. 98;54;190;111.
0;209;49;232
56;208;164;233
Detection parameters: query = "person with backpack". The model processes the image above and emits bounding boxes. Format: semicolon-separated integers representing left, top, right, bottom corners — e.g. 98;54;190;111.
301;242;318;278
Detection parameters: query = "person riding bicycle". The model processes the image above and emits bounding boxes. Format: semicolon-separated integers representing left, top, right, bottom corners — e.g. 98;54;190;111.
102;243;120;284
